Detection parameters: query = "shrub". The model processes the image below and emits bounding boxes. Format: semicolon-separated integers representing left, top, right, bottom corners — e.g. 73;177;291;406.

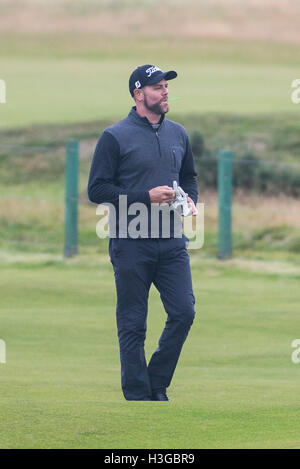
190;131;300;196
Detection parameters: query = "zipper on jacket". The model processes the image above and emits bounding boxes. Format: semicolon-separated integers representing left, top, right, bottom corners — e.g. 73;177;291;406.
172;148;176;168
155;131;162;158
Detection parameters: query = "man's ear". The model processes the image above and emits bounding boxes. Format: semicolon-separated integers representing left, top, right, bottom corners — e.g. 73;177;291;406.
133;88;144;102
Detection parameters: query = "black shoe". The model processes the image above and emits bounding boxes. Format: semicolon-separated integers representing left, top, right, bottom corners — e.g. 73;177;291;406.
151;390;169;402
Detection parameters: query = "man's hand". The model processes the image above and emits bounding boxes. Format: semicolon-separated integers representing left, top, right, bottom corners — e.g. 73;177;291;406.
186;194;198;216
149;186;175;204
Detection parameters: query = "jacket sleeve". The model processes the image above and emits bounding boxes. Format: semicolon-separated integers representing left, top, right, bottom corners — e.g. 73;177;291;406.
179;134;198;205
87;131;151;206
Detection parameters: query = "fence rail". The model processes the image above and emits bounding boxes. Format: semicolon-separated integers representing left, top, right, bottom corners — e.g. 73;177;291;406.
0;143;63;152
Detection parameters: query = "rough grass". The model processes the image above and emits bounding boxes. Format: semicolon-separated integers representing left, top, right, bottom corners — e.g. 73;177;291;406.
1;186;300;261
1;0;300;44
0;116;300;260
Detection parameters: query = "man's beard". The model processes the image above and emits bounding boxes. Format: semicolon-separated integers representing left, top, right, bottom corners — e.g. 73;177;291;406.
144;95;169;116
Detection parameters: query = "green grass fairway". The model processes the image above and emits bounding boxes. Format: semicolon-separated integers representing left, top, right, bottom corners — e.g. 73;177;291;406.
0;36;299;129
1;255;300;449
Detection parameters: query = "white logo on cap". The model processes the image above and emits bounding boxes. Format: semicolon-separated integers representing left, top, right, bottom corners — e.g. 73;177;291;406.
146;66;162;78
135;80;141;89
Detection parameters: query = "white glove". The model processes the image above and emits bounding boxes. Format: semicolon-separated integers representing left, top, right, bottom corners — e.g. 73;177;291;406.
170;181;192;216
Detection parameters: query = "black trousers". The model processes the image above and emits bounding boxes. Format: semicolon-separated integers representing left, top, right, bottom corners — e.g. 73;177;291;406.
109;236;196;401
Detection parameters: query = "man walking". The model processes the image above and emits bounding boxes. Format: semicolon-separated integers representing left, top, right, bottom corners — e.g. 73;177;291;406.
88;65;198;401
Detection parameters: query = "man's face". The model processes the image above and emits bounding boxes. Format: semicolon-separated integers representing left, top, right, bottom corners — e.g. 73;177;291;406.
142;79;169;115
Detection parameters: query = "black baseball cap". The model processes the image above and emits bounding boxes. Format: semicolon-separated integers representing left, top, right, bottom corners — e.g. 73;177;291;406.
129;64;177;97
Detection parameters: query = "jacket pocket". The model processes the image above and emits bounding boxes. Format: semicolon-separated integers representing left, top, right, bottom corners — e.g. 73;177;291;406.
171;146;183;171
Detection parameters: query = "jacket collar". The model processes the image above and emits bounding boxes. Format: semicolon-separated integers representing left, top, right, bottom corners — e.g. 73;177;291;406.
128;106;165;129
